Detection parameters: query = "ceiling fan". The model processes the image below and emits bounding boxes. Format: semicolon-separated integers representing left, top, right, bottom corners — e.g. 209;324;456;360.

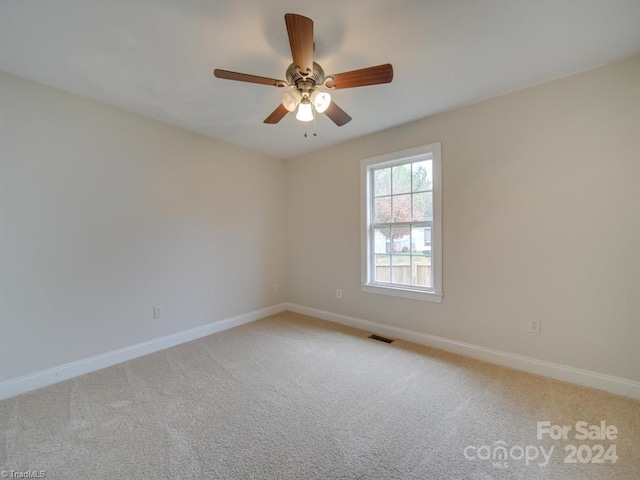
214;13;393;131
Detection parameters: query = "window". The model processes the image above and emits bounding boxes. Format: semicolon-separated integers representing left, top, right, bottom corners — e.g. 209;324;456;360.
361;143;442;302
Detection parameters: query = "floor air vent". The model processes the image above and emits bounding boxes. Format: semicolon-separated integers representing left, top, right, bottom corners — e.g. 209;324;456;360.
368;334;394;344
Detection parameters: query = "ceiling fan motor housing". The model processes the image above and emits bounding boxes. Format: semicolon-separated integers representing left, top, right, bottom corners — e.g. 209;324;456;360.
287;62;325;96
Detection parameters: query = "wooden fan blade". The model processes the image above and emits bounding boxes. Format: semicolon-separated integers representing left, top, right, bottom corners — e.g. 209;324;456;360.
214;69;287;87
285;13;314;76
325;64;393;89
264;104;289;124
324;101;352;127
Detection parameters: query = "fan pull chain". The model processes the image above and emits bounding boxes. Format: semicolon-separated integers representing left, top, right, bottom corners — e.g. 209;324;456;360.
302;106;318;138
312;106;318;136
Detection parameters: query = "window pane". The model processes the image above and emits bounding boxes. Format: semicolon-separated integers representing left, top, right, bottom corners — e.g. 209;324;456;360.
374;254;390;282
391;226;410;253
374;197;391;223
411;226;431;255
374;167;391;197
393;194;412;222
374;227;390;253
412;191;433;221
412;160;432;192
413;253;432;288
391;254;411;285
392;164;411;194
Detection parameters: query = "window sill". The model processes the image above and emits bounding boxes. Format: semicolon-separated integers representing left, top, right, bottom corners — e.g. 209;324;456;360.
361;284;443;303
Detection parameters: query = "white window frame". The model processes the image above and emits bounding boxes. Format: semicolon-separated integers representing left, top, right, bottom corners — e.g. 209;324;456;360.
360;143;443;303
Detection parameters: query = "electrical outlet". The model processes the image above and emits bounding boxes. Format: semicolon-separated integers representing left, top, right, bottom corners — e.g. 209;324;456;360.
528;319;541;334
336;289;342;299
272;283;279;292
153;306;163;319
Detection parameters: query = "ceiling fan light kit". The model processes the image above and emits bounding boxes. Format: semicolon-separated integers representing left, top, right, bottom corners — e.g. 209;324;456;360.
296;100;314;122
214;13;393;135
281;88;331;118
310;90;331;113
281;89;302;112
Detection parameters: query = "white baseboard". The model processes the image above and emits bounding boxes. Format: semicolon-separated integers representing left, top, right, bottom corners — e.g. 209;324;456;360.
3;302;638;402
0;303;287;400
284;303;640;401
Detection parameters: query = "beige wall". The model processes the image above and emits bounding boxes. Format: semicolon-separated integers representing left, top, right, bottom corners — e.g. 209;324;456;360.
0;72;286;381
286;55;640;382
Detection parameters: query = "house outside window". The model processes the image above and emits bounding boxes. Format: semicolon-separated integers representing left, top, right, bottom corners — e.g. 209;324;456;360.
361;143;443;302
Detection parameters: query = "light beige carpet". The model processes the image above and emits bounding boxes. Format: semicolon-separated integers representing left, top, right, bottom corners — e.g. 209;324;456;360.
1;311;639;479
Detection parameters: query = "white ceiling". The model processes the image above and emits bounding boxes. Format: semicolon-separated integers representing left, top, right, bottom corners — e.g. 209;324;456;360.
1;1;639;159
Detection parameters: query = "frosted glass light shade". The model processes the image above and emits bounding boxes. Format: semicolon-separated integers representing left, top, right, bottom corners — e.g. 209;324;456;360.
281;89;302;112
296;101;313;122
310;91;331;113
